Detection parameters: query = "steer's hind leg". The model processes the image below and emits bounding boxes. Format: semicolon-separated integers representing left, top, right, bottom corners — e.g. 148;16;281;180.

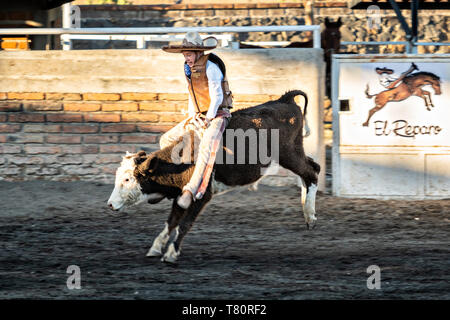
280;153;320;229
162;191;213;264
299;177;319;229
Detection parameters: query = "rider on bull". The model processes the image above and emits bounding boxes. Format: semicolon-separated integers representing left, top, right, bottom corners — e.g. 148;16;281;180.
161;32;233;209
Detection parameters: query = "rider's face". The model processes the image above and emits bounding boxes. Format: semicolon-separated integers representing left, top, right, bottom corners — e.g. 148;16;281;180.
183;51;199;68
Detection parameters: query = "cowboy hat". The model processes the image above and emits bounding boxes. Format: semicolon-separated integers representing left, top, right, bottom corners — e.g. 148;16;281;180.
375;67;394;75
162;31;218;53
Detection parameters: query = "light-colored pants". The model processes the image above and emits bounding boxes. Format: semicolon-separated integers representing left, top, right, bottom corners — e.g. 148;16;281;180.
160;116;226;198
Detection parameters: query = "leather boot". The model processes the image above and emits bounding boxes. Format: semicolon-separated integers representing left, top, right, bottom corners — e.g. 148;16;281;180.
177;190;193;209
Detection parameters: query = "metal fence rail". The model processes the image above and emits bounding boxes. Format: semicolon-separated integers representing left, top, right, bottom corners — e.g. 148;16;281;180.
341;41;450;53
3;27;447;52
0;25;322;50
63;34;235;49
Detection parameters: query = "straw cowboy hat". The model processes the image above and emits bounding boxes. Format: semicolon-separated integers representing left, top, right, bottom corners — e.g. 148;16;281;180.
375;67;394;75
162;31;218;53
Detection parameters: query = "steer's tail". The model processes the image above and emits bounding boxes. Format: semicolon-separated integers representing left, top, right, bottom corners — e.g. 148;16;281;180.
277;90;310;137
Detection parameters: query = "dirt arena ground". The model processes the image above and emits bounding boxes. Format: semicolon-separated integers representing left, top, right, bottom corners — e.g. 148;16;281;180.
0;180;448;300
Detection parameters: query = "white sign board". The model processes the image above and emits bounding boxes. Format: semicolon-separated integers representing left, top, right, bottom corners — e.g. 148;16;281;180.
332;54;450;199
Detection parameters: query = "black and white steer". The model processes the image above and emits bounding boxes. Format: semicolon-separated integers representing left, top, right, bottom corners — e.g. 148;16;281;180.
107;90;320;263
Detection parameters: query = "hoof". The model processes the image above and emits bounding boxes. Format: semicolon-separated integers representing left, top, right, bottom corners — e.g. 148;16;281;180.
161;243;180;264
306;220;317;230
146;247;162;257
305;215;317;230
161;255;178;264
362;122;369;127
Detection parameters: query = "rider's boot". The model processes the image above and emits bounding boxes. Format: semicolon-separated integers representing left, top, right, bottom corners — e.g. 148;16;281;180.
177;190;193;209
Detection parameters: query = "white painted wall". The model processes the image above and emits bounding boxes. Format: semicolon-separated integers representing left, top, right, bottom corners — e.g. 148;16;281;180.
332;54;450;199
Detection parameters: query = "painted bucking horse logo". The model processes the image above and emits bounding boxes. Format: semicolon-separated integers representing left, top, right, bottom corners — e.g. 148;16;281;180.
363;63;442;127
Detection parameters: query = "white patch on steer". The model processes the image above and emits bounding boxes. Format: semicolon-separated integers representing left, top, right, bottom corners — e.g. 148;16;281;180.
304;183;318;226
260;161;280;176
147;223;169;257
161;226;180;263
107;153;150;211
147;222;169;257
296;176;303;188
249;161;280;191
299;178;307;209
303;116;311;137
162;243;180;263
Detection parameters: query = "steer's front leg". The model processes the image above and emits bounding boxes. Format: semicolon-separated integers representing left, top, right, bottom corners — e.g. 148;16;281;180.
161;191;212;264
147;199;188;258
161;227;180;264
147;222;170;257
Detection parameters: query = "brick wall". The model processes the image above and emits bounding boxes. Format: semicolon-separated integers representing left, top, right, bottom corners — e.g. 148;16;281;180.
0;91;279;183
0;49;325;188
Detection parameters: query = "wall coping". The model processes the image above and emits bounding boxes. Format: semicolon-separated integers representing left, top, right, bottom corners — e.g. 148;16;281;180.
77;2;349;11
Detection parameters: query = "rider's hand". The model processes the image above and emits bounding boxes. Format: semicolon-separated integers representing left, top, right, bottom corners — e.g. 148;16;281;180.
196;114;210;129
203;117;211;128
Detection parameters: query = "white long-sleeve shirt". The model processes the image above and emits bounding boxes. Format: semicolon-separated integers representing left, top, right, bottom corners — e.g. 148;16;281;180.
187;60;224;120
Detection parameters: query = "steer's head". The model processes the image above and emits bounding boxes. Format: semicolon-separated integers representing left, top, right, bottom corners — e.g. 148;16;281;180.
107;151;159;211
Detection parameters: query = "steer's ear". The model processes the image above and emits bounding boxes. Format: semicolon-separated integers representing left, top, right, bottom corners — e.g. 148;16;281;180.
138;156;159;176
136;150;146;157
134;154;147;166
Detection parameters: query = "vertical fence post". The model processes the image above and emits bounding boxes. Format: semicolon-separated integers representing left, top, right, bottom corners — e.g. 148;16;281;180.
411;0;419;54
136;36;145;49
405;41;411;54
61;3;72;50
313;27;321;49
